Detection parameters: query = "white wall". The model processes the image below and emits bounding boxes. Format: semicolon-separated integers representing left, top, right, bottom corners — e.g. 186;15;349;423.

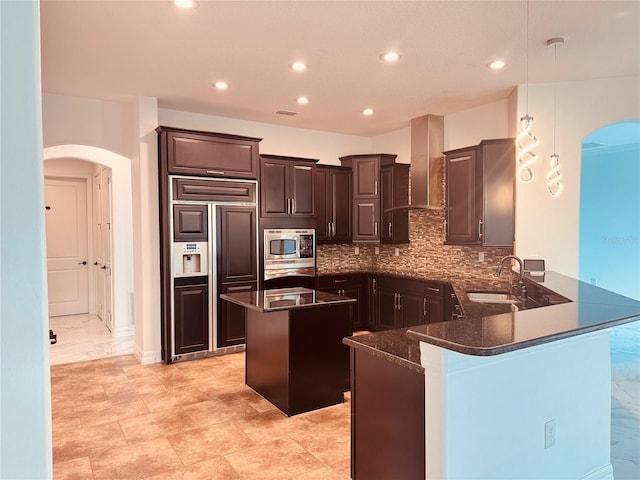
444;98;511;150
42;93;134;157
514;76;640;277
159;108;372;165
370;126;411;164
0;1;52;478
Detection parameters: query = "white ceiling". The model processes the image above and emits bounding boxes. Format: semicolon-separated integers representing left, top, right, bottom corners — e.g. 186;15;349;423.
40;0;639;137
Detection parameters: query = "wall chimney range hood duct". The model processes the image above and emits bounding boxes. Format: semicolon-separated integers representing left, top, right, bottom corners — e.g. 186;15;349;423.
384;114;445;213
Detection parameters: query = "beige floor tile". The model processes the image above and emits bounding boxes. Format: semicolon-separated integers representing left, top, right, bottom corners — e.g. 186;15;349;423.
102;376;168;401
231;409;315;444
52;456;94;480
144;457;241;480
77;397;150;428
183;396;260;427
224;437;323;480
167;421;255;466
90;437;183;479
118;408;198;443
140;386;211;412
53;421;127;463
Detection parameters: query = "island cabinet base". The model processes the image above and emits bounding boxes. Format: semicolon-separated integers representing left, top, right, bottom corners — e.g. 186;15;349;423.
245;304;352;416
350;349;425;480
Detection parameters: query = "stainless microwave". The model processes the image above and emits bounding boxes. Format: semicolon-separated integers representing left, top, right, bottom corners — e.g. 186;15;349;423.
264;228;315;269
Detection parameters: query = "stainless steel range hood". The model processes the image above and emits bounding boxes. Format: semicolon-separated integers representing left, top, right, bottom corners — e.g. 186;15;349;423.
385;114;444;213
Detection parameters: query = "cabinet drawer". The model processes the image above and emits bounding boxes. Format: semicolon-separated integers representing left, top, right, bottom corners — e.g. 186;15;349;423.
172;178;256;203
160;127;261;179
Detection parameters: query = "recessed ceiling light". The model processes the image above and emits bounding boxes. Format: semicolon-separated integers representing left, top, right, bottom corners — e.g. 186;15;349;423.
380;51;401;62
290;62;308;71
296;96;309;105
486;60;505;70
214;81;229;90
362;108;374;116
172;0;198;9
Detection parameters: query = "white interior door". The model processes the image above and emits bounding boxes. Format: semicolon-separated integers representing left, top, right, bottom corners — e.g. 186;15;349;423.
93;172;105;320
45;177;89;316
101;169;113;331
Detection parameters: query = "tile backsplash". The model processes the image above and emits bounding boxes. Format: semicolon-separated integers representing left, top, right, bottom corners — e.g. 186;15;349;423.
317;209;514;281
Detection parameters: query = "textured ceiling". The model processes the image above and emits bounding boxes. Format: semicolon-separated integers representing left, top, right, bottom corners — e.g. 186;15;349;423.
40;1;640;136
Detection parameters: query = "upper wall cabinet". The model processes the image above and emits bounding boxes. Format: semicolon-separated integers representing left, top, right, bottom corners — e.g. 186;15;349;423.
315;165;352;243
157;126;261;179
260;154;318;218
444;138;515;246
380;164;410;244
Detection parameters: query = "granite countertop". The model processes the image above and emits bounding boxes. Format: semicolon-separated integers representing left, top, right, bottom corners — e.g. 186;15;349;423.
220;287;356;313
344;271;640;366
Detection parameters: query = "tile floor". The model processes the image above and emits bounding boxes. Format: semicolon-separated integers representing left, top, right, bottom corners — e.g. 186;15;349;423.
51;352;351;480
49;314;134;365
50;321;639;480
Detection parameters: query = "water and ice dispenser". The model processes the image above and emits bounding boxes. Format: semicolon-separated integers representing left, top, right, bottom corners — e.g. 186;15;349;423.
173;242;209;277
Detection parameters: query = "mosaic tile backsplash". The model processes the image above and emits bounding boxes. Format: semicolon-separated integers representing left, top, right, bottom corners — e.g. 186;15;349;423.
317;209;514;283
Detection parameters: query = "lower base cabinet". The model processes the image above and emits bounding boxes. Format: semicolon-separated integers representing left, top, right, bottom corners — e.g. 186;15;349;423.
174;277;209;355
316;274;367;331
217;281;256;348
350;348;425;479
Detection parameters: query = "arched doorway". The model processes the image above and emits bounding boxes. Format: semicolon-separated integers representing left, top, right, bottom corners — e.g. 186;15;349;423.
44;146;135;347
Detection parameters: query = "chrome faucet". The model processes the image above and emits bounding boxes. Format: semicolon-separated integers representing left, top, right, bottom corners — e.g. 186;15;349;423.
496;255;527;299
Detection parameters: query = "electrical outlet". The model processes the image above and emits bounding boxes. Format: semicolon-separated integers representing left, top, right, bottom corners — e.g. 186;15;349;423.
394;247;400;257
374;246;380;255
545;420;556;448
355;246;360;255
478;252;485;262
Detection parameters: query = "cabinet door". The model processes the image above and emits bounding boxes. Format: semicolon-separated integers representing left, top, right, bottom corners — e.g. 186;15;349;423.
331;168;353;241
376;284;398;330
164;130;259;179
380;167;394;243
352;157;380;198
398;290;426;328
446;149;480;244
423;295;444;324
314;168;331;241
173;204;208;242
216;205;257;283
218;282;255;347
174;282;209;355
290;164;315;217
353;199;380;242
481;140;515;246
260;158;289;217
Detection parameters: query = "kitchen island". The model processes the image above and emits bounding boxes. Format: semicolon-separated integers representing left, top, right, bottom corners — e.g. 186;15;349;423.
220;287;355;416
344;272;640;480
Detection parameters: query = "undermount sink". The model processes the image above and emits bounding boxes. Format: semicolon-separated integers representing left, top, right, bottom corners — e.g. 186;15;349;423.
466;291;521;304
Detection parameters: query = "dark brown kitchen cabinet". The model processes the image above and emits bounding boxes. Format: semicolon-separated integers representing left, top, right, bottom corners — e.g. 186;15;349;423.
340;154;399;243
350;348;425;480
444;284;464;320
444;138;515;246
157;126;261;179
380;164;409;244
174;277;209;355
317;274;367;330
314;165;352;243
260;154;317;218
216;205;257;347
369;275;446;331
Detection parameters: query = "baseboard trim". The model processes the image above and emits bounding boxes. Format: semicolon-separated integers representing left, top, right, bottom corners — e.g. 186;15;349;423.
580;464;614;480
111;325;135;338
134;344;162;365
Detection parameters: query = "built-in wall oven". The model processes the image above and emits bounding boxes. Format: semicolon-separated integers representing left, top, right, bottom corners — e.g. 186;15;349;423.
264;228;316;288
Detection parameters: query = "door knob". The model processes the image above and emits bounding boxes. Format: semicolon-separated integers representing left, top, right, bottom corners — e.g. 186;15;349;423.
78;261;87;265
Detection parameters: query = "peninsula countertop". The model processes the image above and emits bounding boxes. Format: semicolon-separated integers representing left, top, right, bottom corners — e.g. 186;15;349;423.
344;272;640;366
220;287;356;313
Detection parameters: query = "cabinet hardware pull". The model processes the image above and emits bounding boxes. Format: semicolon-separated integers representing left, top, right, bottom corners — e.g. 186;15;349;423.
423;298;428;317
398;294;402;310
374;222;378;236
332;222;336;237
206;170;225;175
372;279;377;294
335;279;347;284
394;293;398;309
450;156;472;163
295;166;312;170
374;180;378;196
388;222;392;237
478;219;483;239
427;287;440;292
328;223;332;237
291;198;295;214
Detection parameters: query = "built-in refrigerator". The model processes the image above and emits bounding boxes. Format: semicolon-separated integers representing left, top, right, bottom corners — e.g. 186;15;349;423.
161;175;258;363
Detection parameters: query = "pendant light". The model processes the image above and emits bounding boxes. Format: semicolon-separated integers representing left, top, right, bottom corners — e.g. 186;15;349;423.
516;0;539;183
546;37;564;197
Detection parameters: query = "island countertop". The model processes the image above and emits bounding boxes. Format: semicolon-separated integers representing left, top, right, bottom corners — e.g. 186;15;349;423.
344;271;639;364
220;287;356;313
